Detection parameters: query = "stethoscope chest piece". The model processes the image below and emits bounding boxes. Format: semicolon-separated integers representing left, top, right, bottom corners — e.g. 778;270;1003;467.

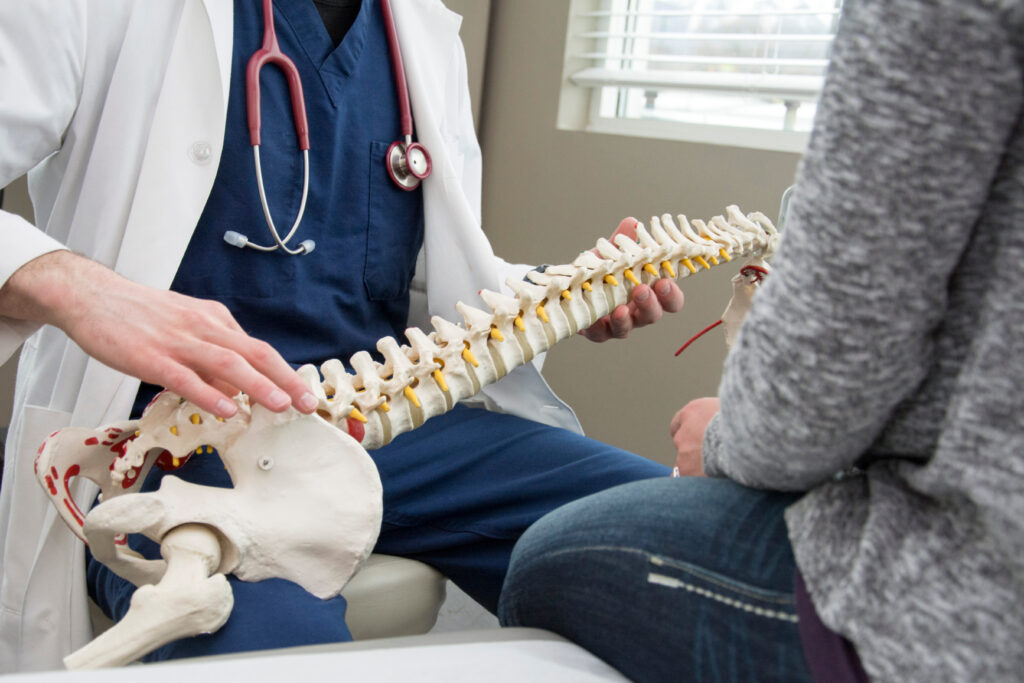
387;140;432;191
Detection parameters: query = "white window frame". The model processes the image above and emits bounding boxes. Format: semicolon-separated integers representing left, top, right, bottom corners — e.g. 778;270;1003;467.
558;0;842;154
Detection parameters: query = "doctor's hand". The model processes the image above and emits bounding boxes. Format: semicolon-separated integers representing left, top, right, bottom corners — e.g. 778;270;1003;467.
0;250;318;419
669;397;719;477
579;217;685;343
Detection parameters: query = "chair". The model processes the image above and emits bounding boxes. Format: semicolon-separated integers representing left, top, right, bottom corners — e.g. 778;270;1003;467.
89;554;447;646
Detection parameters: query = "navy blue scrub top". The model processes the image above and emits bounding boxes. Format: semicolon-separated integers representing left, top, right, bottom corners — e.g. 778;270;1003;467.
133;0;424;416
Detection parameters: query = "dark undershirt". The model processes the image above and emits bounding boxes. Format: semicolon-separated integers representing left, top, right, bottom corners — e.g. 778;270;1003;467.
312;0;362;46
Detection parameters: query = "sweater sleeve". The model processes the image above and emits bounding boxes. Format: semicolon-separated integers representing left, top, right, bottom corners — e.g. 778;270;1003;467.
703;0;1024;490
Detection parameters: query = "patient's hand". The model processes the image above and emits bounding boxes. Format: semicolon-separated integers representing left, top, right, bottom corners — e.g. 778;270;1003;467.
670;397;719;477
579;217;685;342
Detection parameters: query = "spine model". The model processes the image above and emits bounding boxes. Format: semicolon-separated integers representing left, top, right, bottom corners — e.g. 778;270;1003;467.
304;206;778;449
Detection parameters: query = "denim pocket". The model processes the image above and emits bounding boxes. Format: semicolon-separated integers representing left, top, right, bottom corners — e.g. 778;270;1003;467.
363;141;425;301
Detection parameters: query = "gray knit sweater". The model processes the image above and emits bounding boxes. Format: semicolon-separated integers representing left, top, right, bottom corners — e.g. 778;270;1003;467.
701;1;1024;681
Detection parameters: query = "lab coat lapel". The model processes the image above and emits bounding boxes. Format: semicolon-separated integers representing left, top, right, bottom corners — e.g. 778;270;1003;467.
389;0;461;122
114;0;229;288
71;0;232;430
389;0;503;318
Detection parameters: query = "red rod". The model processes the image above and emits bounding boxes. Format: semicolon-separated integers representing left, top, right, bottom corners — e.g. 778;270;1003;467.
674;319;723;357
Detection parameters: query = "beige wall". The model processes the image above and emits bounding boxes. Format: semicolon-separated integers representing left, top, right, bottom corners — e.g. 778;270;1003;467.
477;0;801;466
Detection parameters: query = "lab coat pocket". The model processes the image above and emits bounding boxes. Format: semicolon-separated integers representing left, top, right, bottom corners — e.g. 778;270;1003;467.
1;404;74;610
364;141;425;301
3;404;95;669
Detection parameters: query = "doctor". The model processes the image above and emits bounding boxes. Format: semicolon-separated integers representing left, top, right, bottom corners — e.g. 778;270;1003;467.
0;0;681;671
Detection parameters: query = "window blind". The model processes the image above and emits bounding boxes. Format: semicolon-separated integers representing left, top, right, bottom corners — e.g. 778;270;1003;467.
567;0;843;134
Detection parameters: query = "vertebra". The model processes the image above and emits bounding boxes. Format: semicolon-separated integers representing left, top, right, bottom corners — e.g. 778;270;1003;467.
300;206;778;450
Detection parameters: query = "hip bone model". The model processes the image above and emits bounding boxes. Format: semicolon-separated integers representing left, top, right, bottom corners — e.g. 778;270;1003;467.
35;206;778;668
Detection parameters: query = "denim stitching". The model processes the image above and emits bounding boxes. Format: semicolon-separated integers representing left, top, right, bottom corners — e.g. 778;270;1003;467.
528;545;794;607
647;572;798;623
648;554;794;605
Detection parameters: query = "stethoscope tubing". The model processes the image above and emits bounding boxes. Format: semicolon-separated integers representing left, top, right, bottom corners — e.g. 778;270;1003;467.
250;147;311;255
379;0;412;142
247;0;310;151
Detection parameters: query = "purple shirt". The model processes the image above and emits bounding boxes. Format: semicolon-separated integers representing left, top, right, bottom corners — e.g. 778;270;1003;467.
795;571;869;683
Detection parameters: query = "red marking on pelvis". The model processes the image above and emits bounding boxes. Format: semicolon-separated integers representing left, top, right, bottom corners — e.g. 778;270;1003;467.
63;498;84;527
118;463;142;490
345;417;365;443
155;449;192;472
59;464;85;527
107;459;137;489
84;437;99;446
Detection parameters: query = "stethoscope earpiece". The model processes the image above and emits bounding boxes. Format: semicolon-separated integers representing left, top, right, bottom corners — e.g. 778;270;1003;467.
223;230;315;255
387;140;432;191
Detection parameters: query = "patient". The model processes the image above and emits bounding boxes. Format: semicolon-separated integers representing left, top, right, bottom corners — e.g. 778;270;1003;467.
498;0;1024;680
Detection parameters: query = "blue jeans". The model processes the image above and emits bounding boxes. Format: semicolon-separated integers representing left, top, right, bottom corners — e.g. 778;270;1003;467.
498;477;812;683
88;405;668;661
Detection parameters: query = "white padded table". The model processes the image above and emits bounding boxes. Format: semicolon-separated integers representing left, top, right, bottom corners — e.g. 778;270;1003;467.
6;629;627;682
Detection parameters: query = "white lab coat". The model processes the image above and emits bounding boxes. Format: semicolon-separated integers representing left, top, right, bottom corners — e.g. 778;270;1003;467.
0;0;580;671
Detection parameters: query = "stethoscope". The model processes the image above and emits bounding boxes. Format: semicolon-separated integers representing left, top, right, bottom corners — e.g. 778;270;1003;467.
223;0;432;256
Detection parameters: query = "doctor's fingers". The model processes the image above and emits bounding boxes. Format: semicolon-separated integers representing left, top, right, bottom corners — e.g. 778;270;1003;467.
629;284;663;328
580;280;683;342
628;280;685;327
146;358;244;419
609;216;640;243
579;305;632;342
653;279;684;313
174;330;319;417
148;295;317;415
148;341;296;419
589;217;639;258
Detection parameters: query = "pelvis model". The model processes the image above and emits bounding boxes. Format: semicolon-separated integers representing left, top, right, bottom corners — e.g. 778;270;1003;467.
35;206;778;668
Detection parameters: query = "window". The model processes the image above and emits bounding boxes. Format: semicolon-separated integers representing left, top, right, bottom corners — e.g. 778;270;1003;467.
559;0;843;153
